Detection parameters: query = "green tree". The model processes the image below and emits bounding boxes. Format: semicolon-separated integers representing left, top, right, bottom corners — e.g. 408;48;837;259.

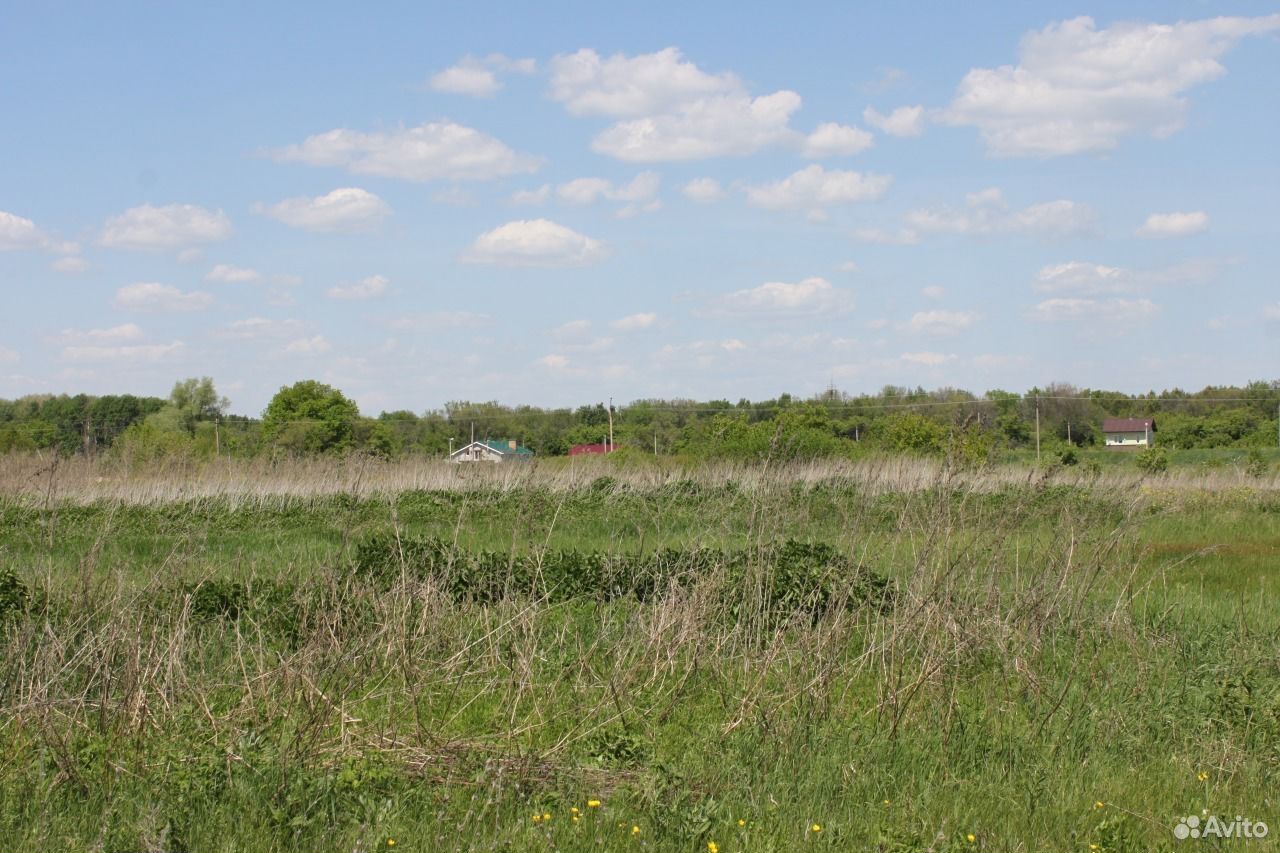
880;411;947;454
169;377;228;434
262;380;360;454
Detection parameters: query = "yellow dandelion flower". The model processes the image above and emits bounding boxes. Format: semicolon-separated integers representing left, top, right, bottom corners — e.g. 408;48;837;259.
1197;771;1209;782
811;823;822;833
738;819;746;827
1094;801;1104;809
532;814;542;823
708;843;719;853
1089;845;1100;852
386;841;396;848
543;813;552;822
967;833;976;843
571;807;580;815
587;800;602;808
883;799;891;806
573;816;580;823
632;825;641;835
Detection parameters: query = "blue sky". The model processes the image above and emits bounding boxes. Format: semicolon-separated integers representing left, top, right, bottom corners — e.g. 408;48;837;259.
2;2;1278;415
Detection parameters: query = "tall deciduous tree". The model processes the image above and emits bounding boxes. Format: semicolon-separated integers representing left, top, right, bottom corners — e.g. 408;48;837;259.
169;377;228;433
262;380;359;454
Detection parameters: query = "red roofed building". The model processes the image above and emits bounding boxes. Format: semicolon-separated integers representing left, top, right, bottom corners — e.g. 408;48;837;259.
1102;418;1156;449
569;443;615;456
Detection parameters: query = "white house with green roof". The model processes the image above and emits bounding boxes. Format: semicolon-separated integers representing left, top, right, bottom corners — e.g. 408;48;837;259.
448;439;535;463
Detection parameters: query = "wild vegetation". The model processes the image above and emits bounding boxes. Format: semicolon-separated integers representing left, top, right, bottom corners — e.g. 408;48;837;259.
2;455;1278;851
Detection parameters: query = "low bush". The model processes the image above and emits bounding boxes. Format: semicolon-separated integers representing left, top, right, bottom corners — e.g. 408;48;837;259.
1135;446;1169;474
349;534;894;621
0;568;27;618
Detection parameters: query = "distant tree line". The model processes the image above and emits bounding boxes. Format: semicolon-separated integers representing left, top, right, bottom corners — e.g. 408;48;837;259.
1;378;1277;461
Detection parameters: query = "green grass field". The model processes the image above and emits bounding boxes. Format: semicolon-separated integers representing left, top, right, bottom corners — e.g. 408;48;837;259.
2;457;1278;852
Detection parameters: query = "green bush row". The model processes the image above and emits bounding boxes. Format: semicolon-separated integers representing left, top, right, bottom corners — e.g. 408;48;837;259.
349;535;894;621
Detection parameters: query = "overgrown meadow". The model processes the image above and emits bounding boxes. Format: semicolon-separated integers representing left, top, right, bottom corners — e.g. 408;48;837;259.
1;454;1278;852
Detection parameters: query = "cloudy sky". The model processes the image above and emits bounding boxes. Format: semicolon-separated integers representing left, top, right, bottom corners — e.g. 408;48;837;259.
3;2;1278;415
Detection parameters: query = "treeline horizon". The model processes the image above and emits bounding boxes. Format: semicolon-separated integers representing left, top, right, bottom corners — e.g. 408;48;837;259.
2;377;1278;460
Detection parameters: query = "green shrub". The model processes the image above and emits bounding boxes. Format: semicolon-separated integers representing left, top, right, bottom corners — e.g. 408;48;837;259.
0;568;28;618
1134;446;1169;474
183;579;249;620
349;535;894;620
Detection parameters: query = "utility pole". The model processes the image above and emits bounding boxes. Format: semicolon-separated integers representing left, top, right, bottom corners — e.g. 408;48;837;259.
1035;397;1041;464
607;397;614;452
654;432;658;455
470;422;475;444
214;416;221;457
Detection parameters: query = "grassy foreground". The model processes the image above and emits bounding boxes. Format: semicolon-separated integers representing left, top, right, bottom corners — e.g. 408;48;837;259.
1;458;1279;852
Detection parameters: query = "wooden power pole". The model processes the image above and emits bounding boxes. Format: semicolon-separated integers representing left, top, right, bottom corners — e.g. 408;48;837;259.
1035;397;1041;463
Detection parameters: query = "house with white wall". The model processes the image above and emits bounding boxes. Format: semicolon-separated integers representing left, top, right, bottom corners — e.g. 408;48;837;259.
448;439;534;463
1102;418;1156;449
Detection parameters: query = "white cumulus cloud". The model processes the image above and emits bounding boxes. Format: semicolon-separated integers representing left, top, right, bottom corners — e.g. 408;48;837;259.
273;121;540;181
906;310;980;335
681;178;725;202
511;184;551;206
1033;258;1217;295
100;204;231;250
862;105;925;137
1032;297;1159;322
256;188;391;233
1034;261;1133;294
1136;210;1209;237
612;312;657;330
550;47;804;161
557;171;660;205
430;53;537;97
538;354;570;369
708;277;854;318
222;317;304;339
941;14;1280;156
548;47;740;117
55;324;145;344
327;274;388;300
206;263;262;283
113;283;213;312
463;219;607;267
285;336;332;355
744;165;891;217
801;123;874;157
0;210;76;253
592;90;802;161
552;319;592;339
902;187;1096;239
